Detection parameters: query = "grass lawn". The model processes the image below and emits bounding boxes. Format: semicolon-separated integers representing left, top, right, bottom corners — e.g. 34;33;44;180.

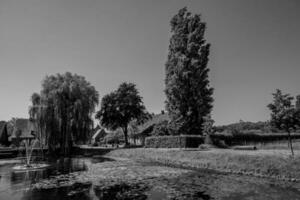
106;148;300;181
258;140;300;150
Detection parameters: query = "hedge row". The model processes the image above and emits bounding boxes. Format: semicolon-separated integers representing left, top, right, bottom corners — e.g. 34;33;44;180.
145;135;204;148
211;133;300;146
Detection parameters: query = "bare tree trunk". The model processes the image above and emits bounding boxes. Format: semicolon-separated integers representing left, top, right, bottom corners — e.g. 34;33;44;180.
287;131;294;157
123;126;129;147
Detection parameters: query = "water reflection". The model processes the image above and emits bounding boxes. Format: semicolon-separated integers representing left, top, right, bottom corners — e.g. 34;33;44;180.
21;183;93;200
0;157;99;200
10;157;87;183
1;157;300;200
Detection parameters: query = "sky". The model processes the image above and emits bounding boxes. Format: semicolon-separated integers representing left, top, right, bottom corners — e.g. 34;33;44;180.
0;0;299;125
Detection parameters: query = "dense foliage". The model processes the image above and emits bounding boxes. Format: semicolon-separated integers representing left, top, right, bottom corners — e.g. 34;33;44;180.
297;95;300;110
215;120;274;134
146;119;184;137
267;89;300;156
151;120;169;136
202;115;215;135
29;72;99;156
165;7;214;135
96;82;146;145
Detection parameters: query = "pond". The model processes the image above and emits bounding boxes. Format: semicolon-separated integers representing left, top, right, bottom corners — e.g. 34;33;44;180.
0;156;300;200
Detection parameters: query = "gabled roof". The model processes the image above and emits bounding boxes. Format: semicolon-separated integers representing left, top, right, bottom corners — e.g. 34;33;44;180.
103;128;124;143
137;113;169;136
92;128;107;141
92;126;124;142
92;125;101;135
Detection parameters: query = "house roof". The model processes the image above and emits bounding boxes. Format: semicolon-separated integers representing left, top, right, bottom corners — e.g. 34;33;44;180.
92;128;107;141
92;125;101;135
91;124;125;143
137;113;169;136
10;118;36;139
103;128;124;143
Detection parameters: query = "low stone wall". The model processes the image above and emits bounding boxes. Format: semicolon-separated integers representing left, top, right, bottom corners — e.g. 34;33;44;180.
145;135;204;148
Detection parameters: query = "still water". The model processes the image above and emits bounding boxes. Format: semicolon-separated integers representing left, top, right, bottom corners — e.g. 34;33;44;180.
0;157;300;200
0;157;111;200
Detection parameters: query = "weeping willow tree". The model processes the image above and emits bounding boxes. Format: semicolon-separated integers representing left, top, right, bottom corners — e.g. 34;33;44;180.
29;72;99;156
28;93;46;159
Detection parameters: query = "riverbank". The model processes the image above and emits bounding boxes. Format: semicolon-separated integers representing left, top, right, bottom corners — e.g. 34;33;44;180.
106;148;300;182
2;154;300;199
28;156;300;200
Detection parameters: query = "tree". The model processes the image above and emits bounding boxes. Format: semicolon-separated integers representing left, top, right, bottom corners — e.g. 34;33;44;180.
152;120;170;136
165;7;214;135
202;114;215;145
128;111;153;145
29;72;99;156
215;121;274;134
96;82;146;146
128;121;139;145
296;95;300;110
28;93;46;157
268;89;300;156
202;114;215;136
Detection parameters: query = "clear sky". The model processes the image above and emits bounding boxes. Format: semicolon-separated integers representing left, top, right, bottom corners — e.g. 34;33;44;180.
0;0;299;125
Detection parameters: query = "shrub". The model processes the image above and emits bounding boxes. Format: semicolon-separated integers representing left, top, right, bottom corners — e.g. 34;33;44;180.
145;135;204;148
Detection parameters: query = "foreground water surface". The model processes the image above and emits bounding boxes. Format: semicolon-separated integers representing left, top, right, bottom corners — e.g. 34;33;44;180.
0;156;300;200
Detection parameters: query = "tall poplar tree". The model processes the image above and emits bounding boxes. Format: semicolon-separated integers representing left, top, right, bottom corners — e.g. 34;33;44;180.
165;7;214;135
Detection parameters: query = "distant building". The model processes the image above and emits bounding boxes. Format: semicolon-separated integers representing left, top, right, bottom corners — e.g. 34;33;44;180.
91;125;124;146
91;126;107;145
135;113;170;145
8;118;36;146
91;113;170;146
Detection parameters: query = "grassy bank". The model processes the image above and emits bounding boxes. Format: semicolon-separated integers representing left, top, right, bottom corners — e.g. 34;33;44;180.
106;148;300;182
258;140;300;150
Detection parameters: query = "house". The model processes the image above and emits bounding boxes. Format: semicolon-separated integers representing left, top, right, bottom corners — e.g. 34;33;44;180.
91;126;124;146
102;128;124;144
8;118;37;146
91;126;107;145
0;121;9;146
135;113;170;145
